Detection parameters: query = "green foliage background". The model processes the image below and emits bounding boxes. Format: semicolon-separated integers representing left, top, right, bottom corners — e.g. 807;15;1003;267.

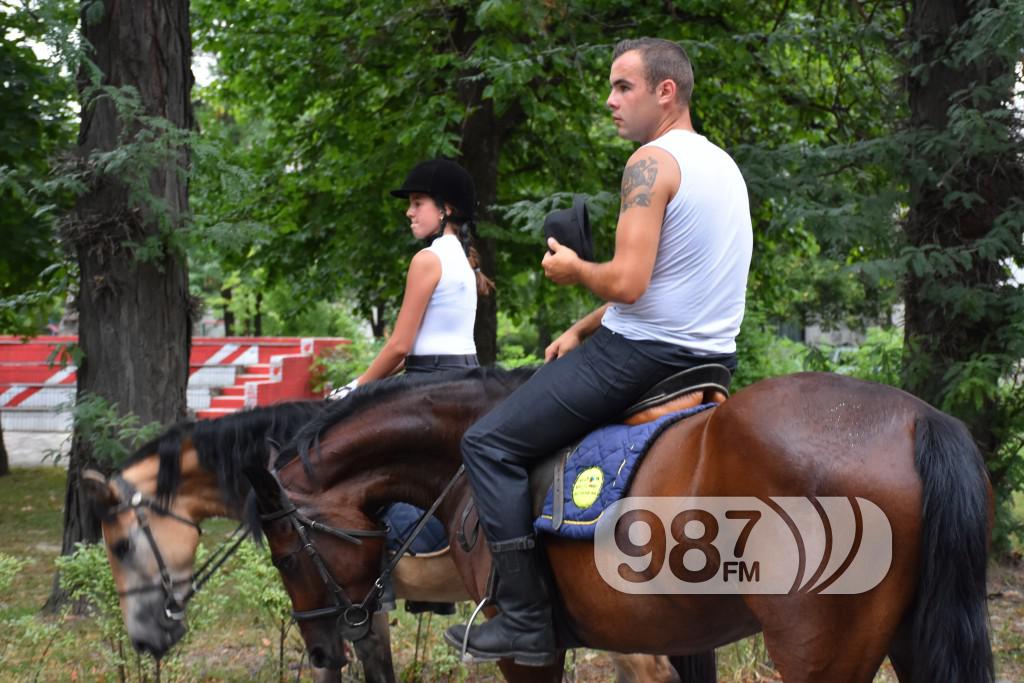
1;0;1022;533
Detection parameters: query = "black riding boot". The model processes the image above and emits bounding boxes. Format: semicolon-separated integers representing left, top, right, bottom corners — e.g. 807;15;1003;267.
443;535;556;666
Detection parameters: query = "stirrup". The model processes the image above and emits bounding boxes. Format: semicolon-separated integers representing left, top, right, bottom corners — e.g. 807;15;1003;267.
459;594;492;663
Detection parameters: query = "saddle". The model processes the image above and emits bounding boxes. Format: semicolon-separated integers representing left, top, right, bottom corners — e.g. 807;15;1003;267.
528;363;730;514
455;364;731;550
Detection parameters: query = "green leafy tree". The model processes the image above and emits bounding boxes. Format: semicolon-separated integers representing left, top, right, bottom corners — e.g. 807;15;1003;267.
183;1;1022;523
899;0;1024;501
189;1;909;362
0;2;78;477
0;5;75;336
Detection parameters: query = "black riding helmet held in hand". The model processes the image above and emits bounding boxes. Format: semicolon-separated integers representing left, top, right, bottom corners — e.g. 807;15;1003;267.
391;158;476;222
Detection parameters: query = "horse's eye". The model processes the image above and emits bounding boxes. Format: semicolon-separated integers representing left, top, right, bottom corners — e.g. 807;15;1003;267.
112;539;131;561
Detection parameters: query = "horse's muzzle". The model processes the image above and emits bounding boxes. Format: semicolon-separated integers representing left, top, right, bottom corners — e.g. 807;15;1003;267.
309;645;347;670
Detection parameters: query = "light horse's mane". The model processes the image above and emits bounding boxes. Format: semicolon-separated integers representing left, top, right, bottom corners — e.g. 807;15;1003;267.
122;400;328;511
274;366;537;477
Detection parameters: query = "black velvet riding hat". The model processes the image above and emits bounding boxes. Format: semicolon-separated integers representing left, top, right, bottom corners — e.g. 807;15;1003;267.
391;158;476;221
542;194;594;262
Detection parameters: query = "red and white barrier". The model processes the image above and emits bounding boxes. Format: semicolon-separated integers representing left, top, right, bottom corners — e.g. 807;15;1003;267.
0;336;350;430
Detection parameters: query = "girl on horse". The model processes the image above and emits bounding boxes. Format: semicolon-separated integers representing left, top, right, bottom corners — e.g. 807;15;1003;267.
331;158;493;613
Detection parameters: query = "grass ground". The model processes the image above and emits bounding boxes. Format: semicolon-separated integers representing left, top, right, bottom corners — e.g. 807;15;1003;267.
0;466;1020;682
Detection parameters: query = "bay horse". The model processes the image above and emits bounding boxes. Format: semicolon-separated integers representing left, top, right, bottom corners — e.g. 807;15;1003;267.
81;399;675;683
243;367;994;683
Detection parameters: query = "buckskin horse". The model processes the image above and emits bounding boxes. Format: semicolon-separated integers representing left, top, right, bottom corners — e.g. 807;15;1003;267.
242;367;993;683
77;400;450;683
81;398;675;683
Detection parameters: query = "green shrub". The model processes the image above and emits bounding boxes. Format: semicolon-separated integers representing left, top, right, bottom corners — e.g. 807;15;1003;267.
312;333;385;394
55;540;240;681
65;394;165;467
804;326;903;386
227;541;304;681
0;554;28;596
733;311;809;389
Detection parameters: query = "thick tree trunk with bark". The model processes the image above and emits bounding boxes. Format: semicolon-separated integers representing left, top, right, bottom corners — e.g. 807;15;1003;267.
903;0;1023;480
458;86;500;366
456;65;524;366
47;0;193;610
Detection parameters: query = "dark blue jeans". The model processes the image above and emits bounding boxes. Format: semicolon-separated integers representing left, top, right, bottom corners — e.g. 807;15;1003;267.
462;326;736;542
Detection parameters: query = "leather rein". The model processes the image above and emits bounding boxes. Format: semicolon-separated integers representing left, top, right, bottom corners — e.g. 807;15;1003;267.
260;465;465;641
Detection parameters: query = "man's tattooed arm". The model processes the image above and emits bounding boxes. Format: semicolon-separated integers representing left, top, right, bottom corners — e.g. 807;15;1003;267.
620;156;659;213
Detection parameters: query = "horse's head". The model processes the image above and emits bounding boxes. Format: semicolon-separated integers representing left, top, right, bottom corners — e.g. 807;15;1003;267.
82;402;328;660
239;371;533;668
244;466;388;671
82;465;203;659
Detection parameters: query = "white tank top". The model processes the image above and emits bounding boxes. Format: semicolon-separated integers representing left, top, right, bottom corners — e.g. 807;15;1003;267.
601;129;752;355
411;234;478;356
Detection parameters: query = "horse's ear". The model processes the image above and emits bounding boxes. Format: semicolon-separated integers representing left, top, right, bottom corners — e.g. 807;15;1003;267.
242;466;285;516
264;438;281;468
81;469;118;516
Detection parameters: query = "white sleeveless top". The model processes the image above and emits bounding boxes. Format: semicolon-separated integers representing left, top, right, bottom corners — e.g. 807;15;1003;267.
411;234;478;356
602;129;752;355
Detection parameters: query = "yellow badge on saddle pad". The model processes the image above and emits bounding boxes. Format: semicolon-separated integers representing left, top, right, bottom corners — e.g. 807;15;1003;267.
572;466;604;510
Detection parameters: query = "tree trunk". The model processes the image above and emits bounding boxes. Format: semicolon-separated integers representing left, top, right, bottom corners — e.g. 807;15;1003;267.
459;105;500;366
0;421;9;477
47;0;193;611
222;287;234;336
254;292;263;337
902;0;1023;483
454;41;525;366
369;303;388;338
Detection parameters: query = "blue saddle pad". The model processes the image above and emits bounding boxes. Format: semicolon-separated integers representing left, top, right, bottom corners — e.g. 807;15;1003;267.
534;403;716;540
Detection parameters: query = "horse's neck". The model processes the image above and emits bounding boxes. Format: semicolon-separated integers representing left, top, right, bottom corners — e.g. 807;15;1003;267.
286;386;500;522
124;449;234;522
322;413;464;505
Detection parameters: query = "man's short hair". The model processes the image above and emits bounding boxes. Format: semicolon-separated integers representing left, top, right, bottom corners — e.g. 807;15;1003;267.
613;38;694;106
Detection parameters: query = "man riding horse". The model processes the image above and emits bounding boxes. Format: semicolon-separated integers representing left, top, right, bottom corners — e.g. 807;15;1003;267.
445;37;754;665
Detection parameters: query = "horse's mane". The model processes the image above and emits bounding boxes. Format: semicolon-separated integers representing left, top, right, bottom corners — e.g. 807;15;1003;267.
273;366;537;476
122;400;328;510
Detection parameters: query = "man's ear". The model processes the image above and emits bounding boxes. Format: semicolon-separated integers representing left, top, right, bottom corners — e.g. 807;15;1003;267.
81;470;118;518
657;78;677;105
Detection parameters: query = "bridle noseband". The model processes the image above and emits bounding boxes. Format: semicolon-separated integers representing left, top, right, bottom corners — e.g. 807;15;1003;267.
110;476;248;622
263;465;465;642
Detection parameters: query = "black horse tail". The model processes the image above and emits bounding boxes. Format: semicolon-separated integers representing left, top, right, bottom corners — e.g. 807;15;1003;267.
910;411;994;682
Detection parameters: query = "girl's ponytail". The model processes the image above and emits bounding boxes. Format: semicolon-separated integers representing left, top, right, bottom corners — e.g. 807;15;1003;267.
458;220;495;297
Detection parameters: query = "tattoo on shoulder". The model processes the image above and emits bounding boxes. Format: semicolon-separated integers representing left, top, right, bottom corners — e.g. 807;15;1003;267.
620;156;658;213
